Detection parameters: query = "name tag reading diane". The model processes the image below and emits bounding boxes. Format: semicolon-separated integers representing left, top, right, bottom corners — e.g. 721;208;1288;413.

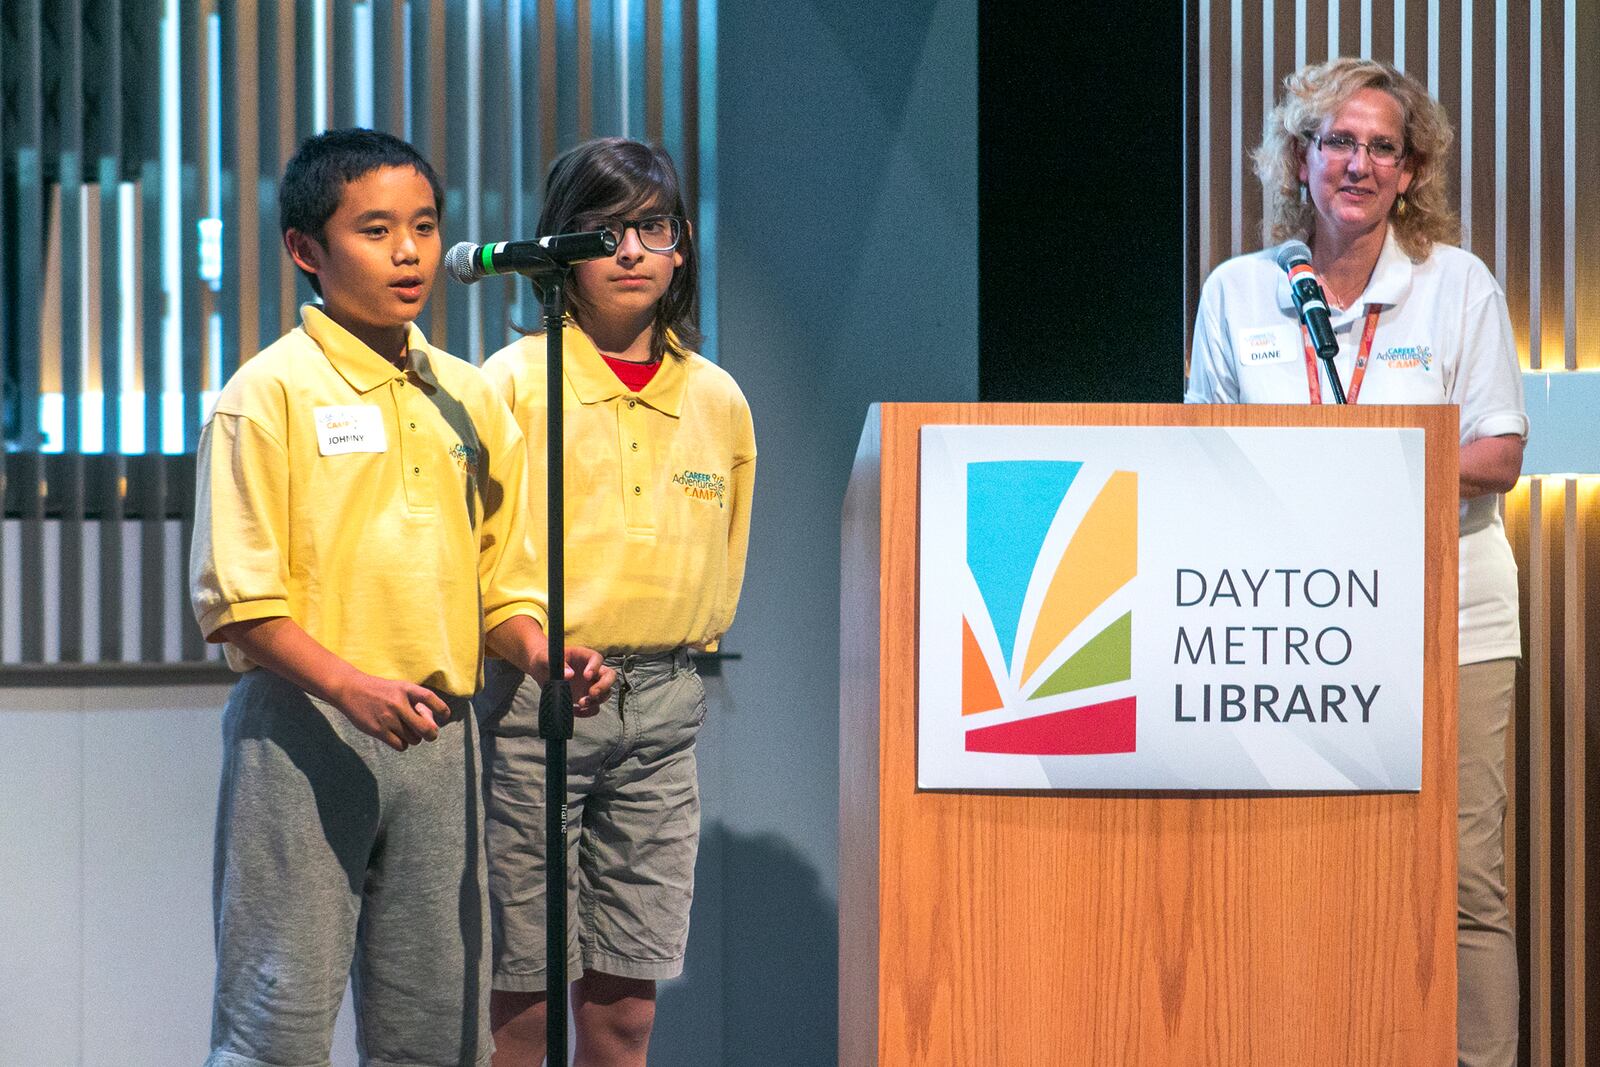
315;405;388;456
1235;324;1301;366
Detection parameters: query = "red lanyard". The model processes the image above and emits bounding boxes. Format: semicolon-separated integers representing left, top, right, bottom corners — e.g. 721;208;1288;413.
1301;303;1382;404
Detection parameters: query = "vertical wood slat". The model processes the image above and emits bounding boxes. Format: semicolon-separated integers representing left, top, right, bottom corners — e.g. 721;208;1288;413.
371;0;403;138
538;0;558;169
0;0;9;661
1528;478;1554;1067
518;0;543;330
588;0;615;137
135;0;162;663
479;0;511;357
56;0;88;662
679;0;698;213
1502;0;1530;362
443;0;470;358
1535;0;1563;371
1560;479;1587;1067
257;0;283;349
17;0;47;663
332;0;355;130
97;0;126;662
1237;2;1262;260
1371;0;1395;62
645;0;663;145
1577;0;1600;370
577;0;593;140
156;0;204;662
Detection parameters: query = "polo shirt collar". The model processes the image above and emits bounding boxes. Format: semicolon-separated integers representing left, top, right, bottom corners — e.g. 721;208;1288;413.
301;304;430;394
560;321;688;417
1273;227;1414;326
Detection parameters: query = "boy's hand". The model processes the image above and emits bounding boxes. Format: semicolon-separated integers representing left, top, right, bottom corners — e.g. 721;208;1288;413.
562;646;616;713
212;616;452;752
517;646;616;714
484;617;616;713
332;672;453;751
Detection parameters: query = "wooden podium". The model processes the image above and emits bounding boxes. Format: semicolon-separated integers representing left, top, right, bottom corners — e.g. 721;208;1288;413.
839;403;1459;1066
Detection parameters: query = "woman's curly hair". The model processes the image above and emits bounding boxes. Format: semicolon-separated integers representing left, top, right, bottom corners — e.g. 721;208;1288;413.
1256;57;1457;261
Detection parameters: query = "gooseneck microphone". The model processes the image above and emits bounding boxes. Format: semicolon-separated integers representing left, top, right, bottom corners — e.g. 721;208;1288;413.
445;229;619;284
1275;239;1345;403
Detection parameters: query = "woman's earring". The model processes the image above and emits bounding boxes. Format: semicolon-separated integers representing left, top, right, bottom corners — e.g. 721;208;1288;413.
1395;193;1408;217
1299;182;1309;204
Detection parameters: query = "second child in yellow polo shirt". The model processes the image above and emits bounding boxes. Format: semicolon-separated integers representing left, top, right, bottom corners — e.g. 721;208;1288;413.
475;138;755;1062
481;322;755;653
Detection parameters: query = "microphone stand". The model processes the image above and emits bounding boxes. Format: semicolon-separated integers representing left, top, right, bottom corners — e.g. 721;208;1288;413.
448;231;612;1067
534;267;574;1067
1318;350;1348;404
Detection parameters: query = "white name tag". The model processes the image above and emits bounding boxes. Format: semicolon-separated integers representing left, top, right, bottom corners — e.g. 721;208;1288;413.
315;405;388;455
1235;324;1300;366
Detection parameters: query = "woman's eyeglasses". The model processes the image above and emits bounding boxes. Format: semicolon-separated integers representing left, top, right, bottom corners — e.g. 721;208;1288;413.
1313;133;1405;167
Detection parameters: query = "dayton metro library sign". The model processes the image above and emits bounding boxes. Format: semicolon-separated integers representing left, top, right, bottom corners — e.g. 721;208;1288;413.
917;424;1425;792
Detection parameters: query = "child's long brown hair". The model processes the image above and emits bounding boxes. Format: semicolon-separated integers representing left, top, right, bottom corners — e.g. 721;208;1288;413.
537;137;701;361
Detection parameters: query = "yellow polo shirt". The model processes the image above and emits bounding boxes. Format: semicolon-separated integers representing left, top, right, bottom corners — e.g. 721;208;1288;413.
482;325;756;654
190;305;548;697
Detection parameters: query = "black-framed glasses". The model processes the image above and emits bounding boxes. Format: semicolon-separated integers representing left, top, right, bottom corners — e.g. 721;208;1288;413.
582;214;684;253
1313;133;1405;168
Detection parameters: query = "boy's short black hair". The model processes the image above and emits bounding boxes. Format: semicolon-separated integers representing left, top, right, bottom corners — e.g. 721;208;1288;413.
538;137;701;361
279;128;444;295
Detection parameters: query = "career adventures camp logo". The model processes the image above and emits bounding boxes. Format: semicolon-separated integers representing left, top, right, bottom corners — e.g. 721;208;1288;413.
960;461;1138;755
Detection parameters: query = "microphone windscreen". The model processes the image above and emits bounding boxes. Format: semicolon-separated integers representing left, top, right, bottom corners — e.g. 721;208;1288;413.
1275;240;1313;272
445;242;480;284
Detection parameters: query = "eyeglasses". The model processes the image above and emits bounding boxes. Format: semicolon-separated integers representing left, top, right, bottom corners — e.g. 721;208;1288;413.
581;214;684;253
1313;133;1405;168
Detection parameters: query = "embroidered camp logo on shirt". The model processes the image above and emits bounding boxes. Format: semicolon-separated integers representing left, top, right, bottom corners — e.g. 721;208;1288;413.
1375;344;1432;371
448;441;478;473
672;469;726;508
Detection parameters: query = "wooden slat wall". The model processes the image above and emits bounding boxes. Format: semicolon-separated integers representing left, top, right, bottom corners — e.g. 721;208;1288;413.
1185;5;1599;1063
0;0;702;669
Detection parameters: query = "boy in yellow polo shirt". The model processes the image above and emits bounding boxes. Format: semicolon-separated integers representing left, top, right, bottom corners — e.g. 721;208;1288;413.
476;138;755;1066
189;128;613;1067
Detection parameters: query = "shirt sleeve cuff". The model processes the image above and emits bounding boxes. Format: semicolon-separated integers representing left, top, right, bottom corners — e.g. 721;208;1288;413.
483;603;549;640
199;598;290;641
1464;412;1530;443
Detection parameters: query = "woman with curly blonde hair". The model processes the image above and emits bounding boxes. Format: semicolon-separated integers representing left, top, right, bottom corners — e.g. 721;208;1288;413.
1187;57;1526;1067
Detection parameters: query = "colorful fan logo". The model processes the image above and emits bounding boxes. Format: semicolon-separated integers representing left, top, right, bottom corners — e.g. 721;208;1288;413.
961;461;1138;755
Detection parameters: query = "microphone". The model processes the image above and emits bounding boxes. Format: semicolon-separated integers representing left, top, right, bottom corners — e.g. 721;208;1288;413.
1274;240;1345;403
445;229;619;284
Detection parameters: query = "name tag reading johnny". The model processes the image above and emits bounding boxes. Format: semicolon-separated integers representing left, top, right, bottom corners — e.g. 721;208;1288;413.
315;405;388;455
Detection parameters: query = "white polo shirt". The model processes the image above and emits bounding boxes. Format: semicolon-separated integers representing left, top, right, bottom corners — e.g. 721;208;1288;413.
1186;230;1528;665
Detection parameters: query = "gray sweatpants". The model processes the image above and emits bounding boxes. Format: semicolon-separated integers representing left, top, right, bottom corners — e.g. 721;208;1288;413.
207;669;492;1067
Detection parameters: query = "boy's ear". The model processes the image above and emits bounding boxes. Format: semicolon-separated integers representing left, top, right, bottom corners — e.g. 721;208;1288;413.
283;228;323;277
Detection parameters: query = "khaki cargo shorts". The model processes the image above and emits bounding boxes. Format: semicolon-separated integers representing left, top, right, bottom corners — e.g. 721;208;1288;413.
479;647;705;990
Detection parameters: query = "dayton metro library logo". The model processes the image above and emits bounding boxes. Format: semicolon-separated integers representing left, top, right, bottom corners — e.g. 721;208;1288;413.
959;461;1138;755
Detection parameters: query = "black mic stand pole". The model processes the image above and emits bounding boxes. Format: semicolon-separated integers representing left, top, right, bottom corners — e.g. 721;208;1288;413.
1317;347;1348;405
535;268;574;1067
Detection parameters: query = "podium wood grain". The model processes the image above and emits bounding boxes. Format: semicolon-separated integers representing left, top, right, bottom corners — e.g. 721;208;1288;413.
840;403;1459;1066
